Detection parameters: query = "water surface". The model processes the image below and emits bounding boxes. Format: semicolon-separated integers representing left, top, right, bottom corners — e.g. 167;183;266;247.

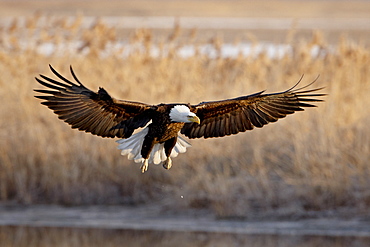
1;226;370;247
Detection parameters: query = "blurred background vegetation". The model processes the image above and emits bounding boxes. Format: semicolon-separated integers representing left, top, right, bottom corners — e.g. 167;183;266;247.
0;0;369;219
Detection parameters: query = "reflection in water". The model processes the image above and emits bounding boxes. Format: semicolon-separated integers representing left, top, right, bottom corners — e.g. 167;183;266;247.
1;226;370;247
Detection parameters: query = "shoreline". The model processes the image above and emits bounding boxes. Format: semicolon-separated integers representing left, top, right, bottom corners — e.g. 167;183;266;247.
1;204;369;237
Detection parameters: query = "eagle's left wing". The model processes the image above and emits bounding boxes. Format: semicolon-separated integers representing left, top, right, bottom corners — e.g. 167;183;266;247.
34;65;155;138
181;80;325;139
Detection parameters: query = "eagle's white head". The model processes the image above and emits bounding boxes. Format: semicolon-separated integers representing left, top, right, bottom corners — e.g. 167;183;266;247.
170;105;200;124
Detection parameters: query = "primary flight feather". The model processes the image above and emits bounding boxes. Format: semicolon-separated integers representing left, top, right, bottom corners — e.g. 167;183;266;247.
34;65;325;173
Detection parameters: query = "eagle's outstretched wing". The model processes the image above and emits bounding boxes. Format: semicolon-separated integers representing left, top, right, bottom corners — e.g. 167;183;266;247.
181;78;325;139
34;65;154;138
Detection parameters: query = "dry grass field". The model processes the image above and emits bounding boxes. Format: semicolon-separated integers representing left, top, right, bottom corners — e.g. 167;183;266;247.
0;13;369;219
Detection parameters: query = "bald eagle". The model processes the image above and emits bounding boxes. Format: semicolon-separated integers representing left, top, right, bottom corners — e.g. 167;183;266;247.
34;65;324;173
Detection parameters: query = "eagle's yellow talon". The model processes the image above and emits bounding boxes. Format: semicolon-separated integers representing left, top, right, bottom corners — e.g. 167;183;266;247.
163;157;172;170
141;159;149;173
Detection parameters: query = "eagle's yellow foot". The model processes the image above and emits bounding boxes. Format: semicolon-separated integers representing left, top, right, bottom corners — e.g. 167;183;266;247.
163;157;172;170
141;159;149;173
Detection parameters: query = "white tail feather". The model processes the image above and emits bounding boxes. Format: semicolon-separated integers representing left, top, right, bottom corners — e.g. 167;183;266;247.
116;128;191;165
171;135;191;158
116;127;147;163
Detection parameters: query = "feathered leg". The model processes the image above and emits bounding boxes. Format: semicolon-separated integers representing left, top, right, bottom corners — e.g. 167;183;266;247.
163;137;176;170
140;136;155;173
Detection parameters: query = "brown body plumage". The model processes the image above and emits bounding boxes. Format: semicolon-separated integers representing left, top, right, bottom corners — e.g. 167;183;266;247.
34;65;325;172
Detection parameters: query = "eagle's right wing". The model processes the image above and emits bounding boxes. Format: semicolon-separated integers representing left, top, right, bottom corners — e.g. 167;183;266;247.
182;78;325;139
34;65;154;138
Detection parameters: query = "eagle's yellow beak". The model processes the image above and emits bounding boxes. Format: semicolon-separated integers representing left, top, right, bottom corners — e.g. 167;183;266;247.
188;115;200;124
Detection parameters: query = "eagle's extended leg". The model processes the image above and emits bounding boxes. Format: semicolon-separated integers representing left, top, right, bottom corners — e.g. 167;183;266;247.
163;137;176;170
141;159;149;173
141;137;155;173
